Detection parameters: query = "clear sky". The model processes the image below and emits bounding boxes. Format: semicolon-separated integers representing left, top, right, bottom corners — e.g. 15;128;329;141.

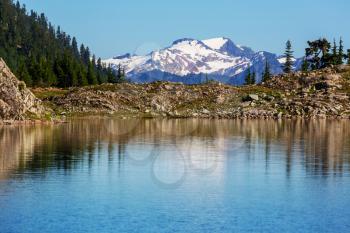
19;0;349;58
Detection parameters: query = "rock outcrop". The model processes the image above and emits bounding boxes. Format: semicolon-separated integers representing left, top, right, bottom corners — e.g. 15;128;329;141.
0;58;44;121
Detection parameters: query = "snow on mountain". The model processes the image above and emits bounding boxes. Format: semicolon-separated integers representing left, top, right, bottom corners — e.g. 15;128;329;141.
202;37;229;50
277;56;303;71
104;37;300;85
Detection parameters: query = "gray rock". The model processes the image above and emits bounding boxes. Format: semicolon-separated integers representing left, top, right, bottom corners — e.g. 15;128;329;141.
248;94;259;101
202;109;210;114
241;102;251;108
0;58;44;120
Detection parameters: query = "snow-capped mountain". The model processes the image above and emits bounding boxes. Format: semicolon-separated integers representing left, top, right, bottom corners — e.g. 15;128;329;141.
104;37;301;85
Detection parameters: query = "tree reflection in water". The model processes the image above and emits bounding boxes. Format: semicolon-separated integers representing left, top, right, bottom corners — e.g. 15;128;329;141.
1;118;350;181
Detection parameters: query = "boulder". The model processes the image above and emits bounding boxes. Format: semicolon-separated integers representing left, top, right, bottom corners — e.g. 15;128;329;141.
249;94;259;101
0;58;44;120
243;94;259;102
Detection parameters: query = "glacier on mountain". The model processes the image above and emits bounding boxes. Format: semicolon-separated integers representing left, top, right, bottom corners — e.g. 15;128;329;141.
103;37;302;85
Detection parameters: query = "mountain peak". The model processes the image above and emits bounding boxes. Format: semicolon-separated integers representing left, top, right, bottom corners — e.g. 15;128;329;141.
202;37;255;57
113;53;131;60
202;37;230;50
172;38;197;45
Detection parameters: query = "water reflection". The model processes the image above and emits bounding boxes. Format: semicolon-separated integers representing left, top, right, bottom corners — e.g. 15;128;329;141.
1;118;350;181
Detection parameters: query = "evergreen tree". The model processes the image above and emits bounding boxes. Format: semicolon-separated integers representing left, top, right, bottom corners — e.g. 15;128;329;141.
251;72;256;84
305;38;332;69
116;64;126;83
80;44;86;62
347;49;350;65
38;56;56;86
17;59;32;86
332;39;338;65
72;37;79;58
338;37;344;65
205;73;209;84
28;56;42;86
122;68;126;78
96;58;104;84
91;54;96;66
87;61;98;85
244;66;252;85
83;47;91;65
283;40;294;73
262;61;271;82
107;65;116;83
301;58;309;72
77;66;88;86
97;58;103;71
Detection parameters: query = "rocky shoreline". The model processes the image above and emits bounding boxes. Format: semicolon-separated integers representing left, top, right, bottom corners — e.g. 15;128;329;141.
30;65;350;120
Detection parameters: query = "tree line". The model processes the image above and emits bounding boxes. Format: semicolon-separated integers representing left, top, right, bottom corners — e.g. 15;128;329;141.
0;0;126;87
246;38;350;85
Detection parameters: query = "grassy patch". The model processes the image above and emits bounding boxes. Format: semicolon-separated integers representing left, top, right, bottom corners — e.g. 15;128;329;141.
342;71;350;81
31;88;69;100
237;85;282;98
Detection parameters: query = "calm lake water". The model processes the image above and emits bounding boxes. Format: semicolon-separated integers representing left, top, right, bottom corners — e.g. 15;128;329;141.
1;118;350;233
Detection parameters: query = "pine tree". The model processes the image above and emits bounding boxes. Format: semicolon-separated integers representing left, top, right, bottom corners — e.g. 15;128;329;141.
283;40;294;73
84;47;91;65
347;49;350;65
87;61;97;85
38;56;56;86
92;54;96;66
107;65;117;83
97;58;103;71
262;61;271;82
54;60;65;88
80;44;86;62
205;73;209;84
338;37;344;65
96;58;103;84
305;38;332;69
77;66;88;86
107;65;116;83
116;64;125;83
301;58;309;72
17;60;32;86
251;72;256;84
244;66;252;85
72;37;79;58
28;57;42;86
332;39;338;65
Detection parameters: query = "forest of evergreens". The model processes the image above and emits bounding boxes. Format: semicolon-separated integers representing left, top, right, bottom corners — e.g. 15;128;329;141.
0;0;125;87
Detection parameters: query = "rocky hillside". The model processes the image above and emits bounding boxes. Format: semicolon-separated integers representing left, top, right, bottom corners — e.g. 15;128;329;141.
33;64;350;119
0;58;45;122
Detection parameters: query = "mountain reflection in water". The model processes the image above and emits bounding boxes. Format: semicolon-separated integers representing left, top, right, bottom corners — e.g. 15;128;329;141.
1;118;350;180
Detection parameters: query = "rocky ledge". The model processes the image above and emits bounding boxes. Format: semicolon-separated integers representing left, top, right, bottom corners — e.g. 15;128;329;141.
32;65;350;119
0;58;45;123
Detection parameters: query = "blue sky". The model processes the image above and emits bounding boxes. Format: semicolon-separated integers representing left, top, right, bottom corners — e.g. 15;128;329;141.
20;0;349;58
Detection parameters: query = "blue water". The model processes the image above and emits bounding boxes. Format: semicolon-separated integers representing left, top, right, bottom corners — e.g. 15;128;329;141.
0;119;350;233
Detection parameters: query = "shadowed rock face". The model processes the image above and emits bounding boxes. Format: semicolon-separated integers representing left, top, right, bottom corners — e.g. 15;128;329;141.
0;58;44;121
